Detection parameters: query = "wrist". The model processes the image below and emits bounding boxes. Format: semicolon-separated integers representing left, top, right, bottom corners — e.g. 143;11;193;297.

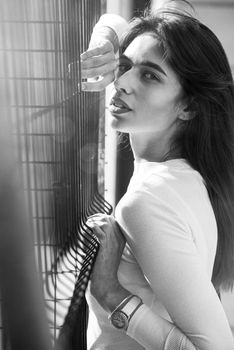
109;294;143;331
103;284;130;313
92;26;119;53
94;14;129;44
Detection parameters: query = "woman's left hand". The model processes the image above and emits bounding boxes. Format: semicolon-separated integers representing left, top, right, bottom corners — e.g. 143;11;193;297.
80;39;117;91
86;213;128;310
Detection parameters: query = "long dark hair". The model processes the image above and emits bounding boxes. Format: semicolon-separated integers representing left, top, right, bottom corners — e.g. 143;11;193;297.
120;8;234;292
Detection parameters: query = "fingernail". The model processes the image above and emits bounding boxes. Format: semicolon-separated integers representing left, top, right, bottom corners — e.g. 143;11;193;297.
80;53;87;61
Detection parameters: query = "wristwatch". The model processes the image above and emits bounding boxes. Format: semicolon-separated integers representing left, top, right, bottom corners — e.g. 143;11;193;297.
109;295;143;331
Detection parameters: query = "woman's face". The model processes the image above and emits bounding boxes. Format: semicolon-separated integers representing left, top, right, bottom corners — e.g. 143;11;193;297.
109;33;185;138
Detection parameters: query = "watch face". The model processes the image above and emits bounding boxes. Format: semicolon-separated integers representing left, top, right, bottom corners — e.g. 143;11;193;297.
111;310;128;329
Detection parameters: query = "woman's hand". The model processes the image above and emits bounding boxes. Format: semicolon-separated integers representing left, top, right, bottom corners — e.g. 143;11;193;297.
80;39;118;91
86;213;130;312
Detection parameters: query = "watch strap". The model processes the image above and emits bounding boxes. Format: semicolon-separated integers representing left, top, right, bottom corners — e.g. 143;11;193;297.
121;295;143;325
109;294;143;331
108;294;134;319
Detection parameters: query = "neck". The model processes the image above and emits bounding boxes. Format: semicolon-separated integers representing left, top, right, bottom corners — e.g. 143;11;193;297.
129;131;180;162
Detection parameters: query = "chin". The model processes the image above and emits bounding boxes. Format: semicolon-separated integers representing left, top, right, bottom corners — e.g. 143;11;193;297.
109;116;127;132
109;115;141;134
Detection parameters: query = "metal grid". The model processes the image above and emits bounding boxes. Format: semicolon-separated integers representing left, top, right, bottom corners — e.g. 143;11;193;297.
0;0;110;348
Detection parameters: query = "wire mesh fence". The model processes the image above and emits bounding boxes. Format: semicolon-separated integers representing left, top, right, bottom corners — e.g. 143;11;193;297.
0;1;109;348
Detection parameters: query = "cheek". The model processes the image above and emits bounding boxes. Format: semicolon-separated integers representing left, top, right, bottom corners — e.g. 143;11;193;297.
139;97;175;119
136;98;180;131
143;88;181;115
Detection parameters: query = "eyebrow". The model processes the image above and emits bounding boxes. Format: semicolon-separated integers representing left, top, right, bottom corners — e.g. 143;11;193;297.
120;54;167;77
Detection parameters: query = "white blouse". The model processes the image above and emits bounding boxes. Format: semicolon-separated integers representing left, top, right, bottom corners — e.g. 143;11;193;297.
87;159;234;349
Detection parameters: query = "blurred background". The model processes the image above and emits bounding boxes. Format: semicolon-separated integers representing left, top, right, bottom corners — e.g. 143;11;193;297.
0;0;234;349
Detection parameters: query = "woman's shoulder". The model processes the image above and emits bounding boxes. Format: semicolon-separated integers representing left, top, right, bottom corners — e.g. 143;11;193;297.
127;158;205;202
116;158;213;232
115;158;217;265
115;160;195;244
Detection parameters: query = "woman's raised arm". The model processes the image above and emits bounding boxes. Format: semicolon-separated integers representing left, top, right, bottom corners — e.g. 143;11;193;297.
80;14;129;91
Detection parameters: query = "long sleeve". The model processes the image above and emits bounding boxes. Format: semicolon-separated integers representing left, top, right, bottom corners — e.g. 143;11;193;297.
127;305;197;350
90;14;129;52
117;184;234;350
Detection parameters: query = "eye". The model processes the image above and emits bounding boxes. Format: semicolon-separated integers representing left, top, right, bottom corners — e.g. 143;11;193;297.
117;62;131;74
142;70;161;82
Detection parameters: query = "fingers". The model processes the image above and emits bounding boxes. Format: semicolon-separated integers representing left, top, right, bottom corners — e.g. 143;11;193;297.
82;72;115;92
80;40;116;91
86;213;113;233
86;214;125;243
87;213;123;231
88;224;103;242
86;213;109;227
81;50;116;69
81;40;114;61
87;217;109;243
81;59;117;79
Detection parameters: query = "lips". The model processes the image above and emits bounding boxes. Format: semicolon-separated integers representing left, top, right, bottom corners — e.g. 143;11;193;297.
109;96;132;114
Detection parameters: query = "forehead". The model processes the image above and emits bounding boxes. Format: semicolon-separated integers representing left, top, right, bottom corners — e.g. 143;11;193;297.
123;33;181;85
123;33;165;64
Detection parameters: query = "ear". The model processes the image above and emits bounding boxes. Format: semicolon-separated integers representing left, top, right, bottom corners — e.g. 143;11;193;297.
178;96;198;121
178;108;196;121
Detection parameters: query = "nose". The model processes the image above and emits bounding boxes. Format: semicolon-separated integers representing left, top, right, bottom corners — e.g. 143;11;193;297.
114;68;135;95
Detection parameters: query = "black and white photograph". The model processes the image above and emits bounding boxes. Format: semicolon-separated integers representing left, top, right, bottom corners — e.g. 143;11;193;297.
0;1;234;349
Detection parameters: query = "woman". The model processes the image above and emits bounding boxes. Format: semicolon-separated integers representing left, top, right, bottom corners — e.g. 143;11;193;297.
81;3;234;349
